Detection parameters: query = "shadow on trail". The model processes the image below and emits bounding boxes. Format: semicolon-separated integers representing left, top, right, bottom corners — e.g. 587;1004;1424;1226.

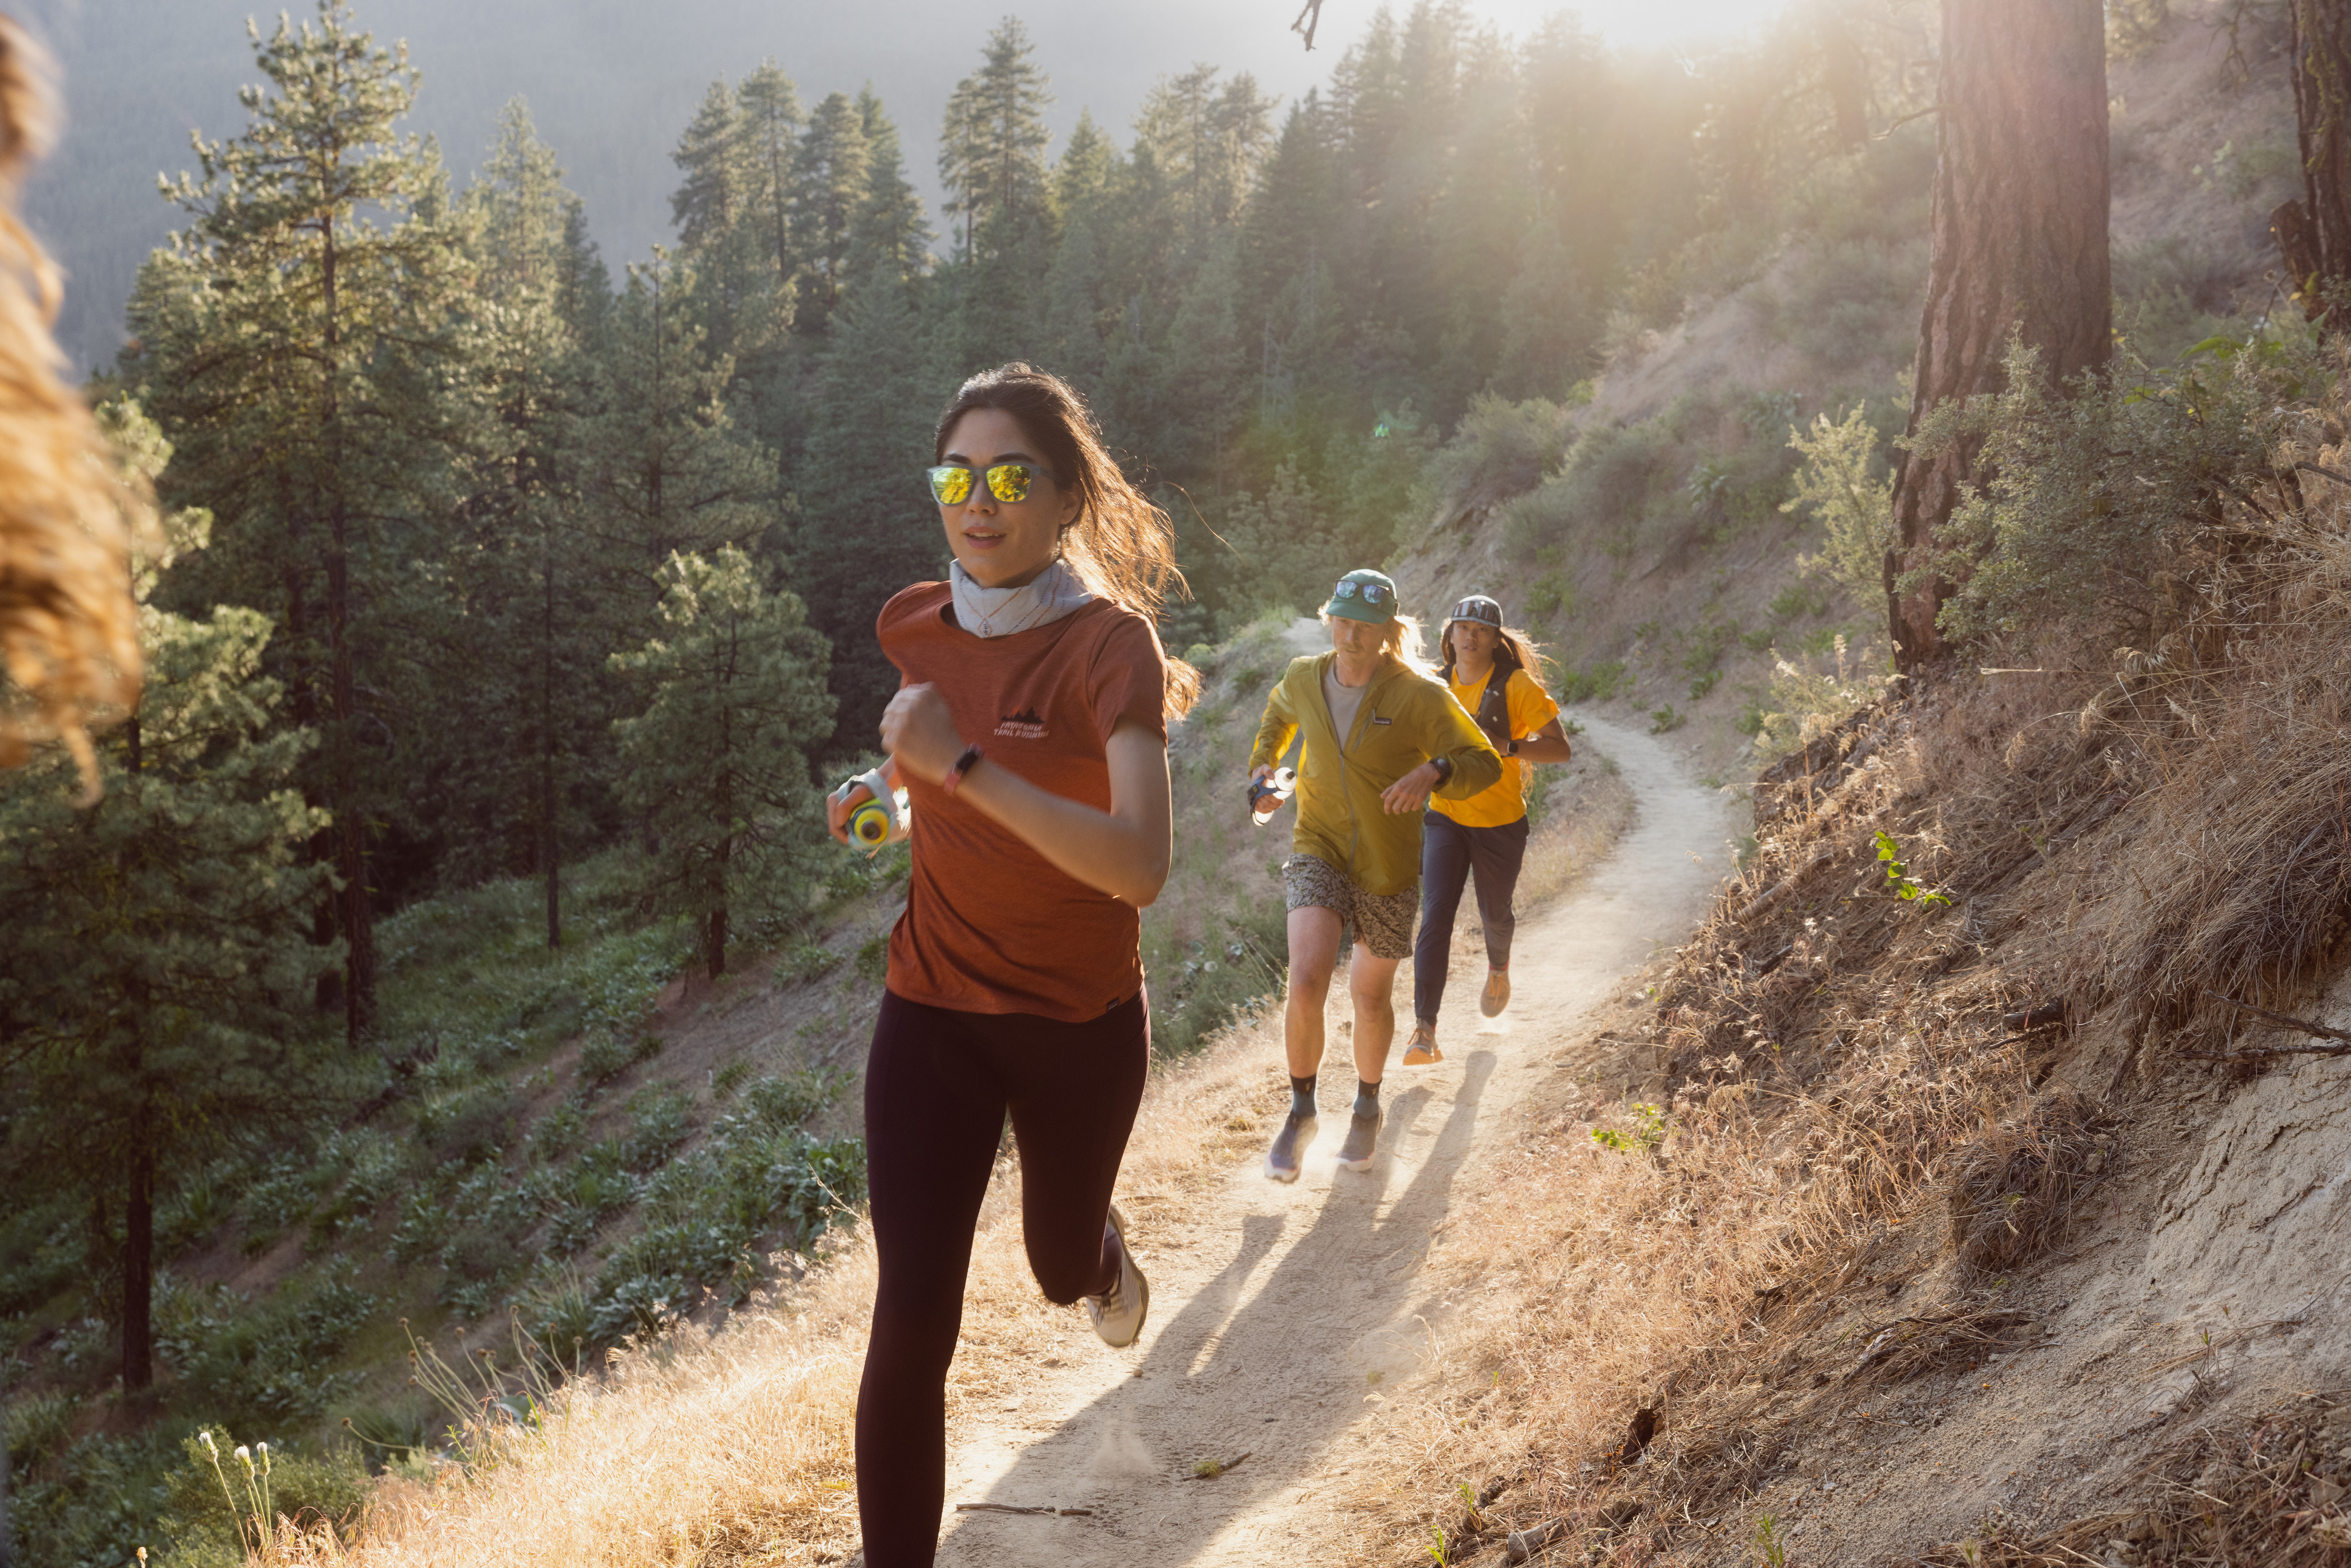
941;1050;1499;1566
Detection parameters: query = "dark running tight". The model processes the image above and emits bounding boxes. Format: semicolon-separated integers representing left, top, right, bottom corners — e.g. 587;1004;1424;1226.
1411;809;1531;1027
855;988;1150;1568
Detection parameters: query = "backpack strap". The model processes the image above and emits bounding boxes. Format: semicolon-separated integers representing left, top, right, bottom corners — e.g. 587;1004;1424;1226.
1471;666;1514;752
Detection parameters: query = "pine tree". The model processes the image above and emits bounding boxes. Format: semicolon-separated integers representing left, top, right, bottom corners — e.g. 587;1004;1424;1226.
670;80;743;258
611;546;835;978
0;403;337;1394
938;18;1054;263
851;89;934;290
1132;66;1275;254
790;91;872;337
579;251;780;612
797;235;950;736
430;99;618;941
122;0;474;1042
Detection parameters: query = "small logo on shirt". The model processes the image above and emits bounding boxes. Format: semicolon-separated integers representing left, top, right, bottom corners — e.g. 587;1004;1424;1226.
994;706;1048;740
1372;714;1393;725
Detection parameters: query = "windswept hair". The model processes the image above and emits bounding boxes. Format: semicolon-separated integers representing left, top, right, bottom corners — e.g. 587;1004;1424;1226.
935;363;1199;716
0;18;145;793
1438;616;1553;688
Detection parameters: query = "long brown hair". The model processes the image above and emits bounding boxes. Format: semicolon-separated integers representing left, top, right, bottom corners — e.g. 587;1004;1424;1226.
1438;617;1551;687
0;18;146;794
934;363;1199;715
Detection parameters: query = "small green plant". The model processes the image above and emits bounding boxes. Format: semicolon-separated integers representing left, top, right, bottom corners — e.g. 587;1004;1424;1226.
1426;1520;1448;1563
854;933;890;984
1193;1456;1225;1478
1592;1102;1667;1155
1872;830;1950;906
1751;1511;1788;1567
1687;669;1721;700
1557;661;1630;704
194;1429;271;1558
1649;703;1683;733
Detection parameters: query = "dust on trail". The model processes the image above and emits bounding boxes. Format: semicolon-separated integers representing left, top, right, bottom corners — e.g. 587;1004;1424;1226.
930;708;1733;1567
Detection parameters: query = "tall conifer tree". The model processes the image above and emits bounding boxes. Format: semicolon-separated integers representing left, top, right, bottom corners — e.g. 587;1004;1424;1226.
123;0;472;1041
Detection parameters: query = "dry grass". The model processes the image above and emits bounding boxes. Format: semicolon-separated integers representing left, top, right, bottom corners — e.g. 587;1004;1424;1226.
1334;381;2351;1566
256;1010;1287;1568
1916;1391;2351;1567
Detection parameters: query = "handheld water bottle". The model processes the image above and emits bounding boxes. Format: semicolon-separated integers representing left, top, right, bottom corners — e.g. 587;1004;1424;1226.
833;769;909;855
1247;766;1297;825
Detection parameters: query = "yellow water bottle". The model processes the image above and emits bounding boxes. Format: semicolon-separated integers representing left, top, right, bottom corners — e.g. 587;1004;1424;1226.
833;769;907;856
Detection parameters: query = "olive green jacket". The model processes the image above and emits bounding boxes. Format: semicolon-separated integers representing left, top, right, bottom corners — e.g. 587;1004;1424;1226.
1249;653;1504;896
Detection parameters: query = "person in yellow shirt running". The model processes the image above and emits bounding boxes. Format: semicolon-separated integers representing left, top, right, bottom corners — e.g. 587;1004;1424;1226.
1402;595;1574;1065
1247;569;1502;1179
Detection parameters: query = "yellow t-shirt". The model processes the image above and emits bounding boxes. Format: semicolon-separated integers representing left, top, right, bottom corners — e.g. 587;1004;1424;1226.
1431;666;1560;828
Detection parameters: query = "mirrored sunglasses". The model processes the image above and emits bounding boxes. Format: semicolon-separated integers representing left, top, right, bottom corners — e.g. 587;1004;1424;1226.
1448;597;1502;627
926;462;1048;506
1333;579;1393;606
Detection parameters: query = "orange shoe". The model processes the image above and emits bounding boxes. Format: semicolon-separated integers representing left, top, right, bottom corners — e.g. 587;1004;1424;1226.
1402;1024;1443;1066
1480;967;1512;1018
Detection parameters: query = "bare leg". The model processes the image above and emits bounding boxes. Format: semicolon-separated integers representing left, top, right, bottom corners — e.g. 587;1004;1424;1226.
1348;950;1402;1087
1283;905;1343;1079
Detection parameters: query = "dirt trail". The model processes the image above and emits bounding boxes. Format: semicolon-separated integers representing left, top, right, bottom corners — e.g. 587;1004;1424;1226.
931;712;1733;1566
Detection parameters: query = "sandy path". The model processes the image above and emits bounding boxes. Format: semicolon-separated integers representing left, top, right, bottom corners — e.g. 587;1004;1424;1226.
930;713;1731;1567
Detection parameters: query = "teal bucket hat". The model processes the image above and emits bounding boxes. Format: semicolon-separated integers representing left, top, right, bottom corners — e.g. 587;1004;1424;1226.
1322;567;1399;625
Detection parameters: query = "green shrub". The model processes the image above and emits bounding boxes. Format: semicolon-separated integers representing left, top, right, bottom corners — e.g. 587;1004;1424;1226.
1151;896;1289;1059
161;1427;370;1566
1913;330;2322;642
173;1264;379;1424
1783;404;1894;604
421;1084;519;1165
3;1390;76;1468
854;933;890;984
1558;661;1632;704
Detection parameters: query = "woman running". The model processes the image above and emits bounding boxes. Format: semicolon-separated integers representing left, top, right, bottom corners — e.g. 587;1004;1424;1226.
1247;569;1502;1182
1402;594;1573;1065
825;364;1196;1568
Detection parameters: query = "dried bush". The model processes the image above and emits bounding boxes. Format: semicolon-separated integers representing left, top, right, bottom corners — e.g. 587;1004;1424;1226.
1943;1090;2111;1273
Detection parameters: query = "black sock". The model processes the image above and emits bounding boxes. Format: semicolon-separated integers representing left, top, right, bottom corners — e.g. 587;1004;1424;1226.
1290;1074;1317;1118
1355;1078;1380;1116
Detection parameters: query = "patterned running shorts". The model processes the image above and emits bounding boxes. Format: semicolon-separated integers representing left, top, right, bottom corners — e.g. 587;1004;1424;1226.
1283;853;1419;961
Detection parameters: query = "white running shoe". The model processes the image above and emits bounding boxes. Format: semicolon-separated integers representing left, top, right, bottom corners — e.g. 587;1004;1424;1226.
1265;1109;1318;1182
1084;1205;1150;1348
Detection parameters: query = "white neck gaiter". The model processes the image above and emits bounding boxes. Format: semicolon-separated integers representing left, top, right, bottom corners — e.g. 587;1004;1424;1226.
949;558;1094;639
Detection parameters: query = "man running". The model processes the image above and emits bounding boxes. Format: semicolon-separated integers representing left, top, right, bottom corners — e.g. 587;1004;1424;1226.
1247;569;1502;1181
1403;593;1572;1065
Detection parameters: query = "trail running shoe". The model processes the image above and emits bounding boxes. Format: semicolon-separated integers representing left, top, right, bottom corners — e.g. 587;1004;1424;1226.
1337;1102;1383;1171
1265;1109;1318;1183
1402;1024;1444;1066
1084;1204;1150;1349
1480;966;1512;1018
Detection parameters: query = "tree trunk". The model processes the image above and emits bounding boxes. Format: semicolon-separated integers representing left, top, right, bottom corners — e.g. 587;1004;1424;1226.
704;906;727;979
1885;0;2111;668
2277;0;2351;320
121;1135;154;1394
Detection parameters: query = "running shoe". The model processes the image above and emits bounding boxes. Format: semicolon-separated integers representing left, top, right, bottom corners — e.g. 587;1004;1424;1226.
1337;1102;1383;1171
1264;1108;1318;1182
1402;1024;1444;1066
1480;966;1512;1018
1084;1204;1150;1348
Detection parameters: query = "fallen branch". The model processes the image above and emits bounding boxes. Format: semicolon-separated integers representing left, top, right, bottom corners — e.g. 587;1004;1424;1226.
2181;991;2351;1062
952;1503;1095;1516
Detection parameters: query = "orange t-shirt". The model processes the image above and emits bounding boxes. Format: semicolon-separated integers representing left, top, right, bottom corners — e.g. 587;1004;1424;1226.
876;583;1170;1021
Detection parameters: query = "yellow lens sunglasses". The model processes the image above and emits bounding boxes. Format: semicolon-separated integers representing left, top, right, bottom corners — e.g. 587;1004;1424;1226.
926;462;1051;506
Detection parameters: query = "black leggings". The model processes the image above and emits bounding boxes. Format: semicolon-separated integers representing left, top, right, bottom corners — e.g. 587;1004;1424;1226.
1411;810;1531;1026
855;988;1150;1567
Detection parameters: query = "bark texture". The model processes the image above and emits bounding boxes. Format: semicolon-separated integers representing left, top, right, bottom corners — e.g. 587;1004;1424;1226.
2277;0;2351;320
1886;0;2111;667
